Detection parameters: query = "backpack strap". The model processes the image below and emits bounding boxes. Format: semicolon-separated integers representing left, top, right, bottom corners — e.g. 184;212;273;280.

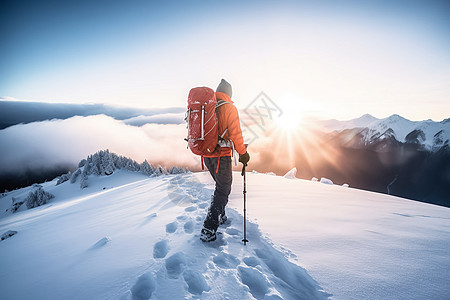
216;99;229;109
214;100;237;169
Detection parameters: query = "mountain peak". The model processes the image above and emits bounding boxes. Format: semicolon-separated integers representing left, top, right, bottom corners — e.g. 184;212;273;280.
357;113;378;122
385;114;408;122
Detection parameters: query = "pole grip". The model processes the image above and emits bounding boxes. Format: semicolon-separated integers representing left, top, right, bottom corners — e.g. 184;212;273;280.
241;143;248;176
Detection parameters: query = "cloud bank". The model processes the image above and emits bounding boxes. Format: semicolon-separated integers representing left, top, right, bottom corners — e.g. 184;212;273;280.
123;113;185;126
0;115;198;177
0;99;185;129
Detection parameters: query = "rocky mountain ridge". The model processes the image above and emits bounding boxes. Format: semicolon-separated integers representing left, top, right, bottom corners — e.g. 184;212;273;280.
319;114;450;151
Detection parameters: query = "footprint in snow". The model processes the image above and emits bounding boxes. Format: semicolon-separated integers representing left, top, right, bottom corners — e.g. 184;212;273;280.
198;202;209;209
238;265;270;299
165;252;187;279
176;215;187;221
165;221;178;233
183;219;195;234
182;269;210;295
153;240;169;259
130;272;156;300
212;252;240;269
243;256;261;267
254;247;330;299
225;227;240;236
184;206;197;212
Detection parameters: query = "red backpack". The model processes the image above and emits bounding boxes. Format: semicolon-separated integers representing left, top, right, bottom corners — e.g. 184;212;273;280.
186;87;220;156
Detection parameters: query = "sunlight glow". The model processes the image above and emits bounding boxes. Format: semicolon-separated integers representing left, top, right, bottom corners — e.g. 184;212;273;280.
275;109;303;131
274;93;317;132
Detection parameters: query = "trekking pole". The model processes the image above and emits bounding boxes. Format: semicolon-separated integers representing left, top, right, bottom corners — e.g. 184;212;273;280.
242;163;248;245
241;143;249;245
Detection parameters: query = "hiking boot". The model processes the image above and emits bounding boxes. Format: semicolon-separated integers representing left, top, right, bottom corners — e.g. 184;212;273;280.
219;214;228;225
200;227;216;242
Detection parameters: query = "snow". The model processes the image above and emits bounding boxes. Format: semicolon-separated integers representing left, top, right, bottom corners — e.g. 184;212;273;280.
1;171;449;300
283;167;297;179
227;173;450;300
319;177;334;185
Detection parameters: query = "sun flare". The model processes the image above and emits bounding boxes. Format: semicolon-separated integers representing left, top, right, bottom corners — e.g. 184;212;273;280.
275;110;303;131
273;93;315;132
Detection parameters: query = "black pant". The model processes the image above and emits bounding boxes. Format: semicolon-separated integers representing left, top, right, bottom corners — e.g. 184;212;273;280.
203;156;232;231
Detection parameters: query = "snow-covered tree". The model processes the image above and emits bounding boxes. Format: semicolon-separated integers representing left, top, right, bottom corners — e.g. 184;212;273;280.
61;150;188;189
56;172;72;185
140;160;154;176
70;169;81;184
170;166;185;174
78;159;87;168
25;186;54;209
80;172;88;189
101;150;115;175
10;197;24;213
153;165;169;176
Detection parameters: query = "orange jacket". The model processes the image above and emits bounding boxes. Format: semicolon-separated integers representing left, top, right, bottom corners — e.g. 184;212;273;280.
204;92;247;157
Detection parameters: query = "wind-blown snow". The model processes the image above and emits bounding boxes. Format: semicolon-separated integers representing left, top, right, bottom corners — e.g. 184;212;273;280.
0;171;449;300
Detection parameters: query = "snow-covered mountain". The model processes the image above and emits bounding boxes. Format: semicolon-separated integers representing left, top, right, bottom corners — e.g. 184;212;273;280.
319;114;450;151
1;168;449;300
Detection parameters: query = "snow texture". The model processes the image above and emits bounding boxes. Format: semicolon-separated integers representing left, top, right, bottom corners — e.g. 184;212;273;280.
0;170;448;300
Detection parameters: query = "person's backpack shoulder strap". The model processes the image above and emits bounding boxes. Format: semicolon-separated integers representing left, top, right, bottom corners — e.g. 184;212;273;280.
216;100;230;138
216;99;229;110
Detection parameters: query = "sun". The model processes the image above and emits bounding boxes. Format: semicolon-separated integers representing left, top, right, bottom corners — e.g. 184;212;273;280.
275;109;303;131
273;94;308;131
272;93;320;132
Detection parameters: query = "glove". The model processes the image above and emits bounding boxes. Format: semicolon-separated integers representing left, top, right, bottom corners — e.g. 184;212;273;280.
239;152;250;166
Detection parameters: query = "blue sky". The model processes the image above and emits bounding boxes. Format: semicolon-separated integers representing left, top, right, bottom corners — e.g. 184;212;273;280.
1;0;449;121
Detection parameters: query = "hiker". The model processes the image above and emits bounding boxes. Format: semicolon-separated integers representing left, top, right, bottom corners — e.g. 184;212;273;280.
200;79;250;242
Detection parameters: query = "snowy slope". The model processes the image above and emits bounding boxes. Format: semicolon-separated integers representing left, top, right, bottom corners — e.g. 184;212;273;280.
1;171;449;300
228;172;450;300
319;114;450;149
